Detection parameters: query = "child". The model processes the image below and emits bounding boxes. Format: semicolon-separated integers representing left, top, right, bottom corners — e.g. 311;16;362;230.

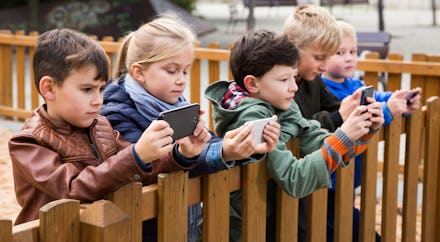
8;28;207;225
283;4;361;132
99;14;281;242
321;20;422;242
204;29;384;242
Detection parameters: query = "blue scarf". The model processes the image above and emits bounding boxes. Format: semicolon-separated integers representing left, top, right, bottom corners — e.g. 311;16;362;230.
124;74;189;123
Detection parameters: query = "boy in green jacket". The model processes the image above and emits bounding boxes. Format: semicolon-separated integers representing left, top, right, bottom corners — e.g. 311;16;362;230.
204;29;384;241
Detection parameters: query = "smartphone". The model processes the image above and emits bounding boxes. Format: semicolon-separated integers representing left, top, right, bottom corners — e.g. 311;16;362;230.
158;103;200;141
360;85;374;105
243;116;277;144
404;89;420;105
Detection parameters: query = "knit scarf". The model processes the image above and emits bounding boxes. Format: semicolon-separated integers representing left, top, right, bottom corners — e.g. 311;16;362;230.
124;74;189;123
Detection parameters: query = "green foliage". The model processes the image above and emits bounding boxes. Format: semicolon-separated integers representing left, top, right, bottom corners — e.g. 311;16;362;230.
170;0;197;13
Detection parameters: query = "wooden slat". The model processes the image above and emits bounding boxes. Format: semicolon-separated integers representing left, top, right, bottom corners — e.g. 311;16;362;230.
0;219;12;242
12;220;39;242
242;161;267;242
140;184;158;221
357;59;440;76
307;189;327;242
276;139;300;242
105;182;142;242
39;199;80;242
29;31;39;109
157;171;188;242
359;133;379;242
202;169;230;242
1;43;13;107
334;161;355;242
402;107;423;242
362;52;381;89
421;97;440;242
381;116;402;242
386;53;404;91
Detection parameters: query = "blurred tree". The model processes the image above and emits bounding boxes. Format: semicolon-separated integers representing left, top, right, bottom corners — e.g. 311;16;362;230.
170;0;196;13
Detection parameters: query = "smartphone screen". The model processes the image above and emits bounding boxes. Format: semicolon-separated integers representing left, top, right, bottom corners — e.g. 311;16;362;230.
158;104;200;141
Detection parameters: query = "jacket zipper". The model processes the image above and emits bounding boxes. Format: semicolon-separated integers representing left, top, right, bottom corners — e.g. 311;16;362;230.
88;126;103;163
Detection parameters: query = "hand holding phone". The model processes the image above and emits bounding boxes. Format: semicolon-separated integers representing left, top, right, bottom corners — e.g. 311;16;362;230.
404;89;420;105
157;104;200;141
243;116;277;144
360;85;374;105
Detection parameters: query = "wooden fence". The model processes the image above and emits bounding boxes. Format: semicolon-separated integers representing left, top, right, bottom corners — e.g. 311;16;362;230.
1;31;440;242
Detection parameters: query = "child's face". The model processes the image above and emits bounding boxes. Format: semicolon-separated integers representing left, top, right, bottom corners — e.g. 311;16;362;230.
138;46;193;104
298;46;330;81
48;65;106;128
253;65;298;111
325;36;358;82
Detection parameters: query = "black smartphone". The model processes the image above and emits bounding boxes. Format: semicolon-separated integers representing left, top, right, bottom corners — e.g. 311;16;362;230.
157;103;200;141
360;85;374;105
404;89;420;105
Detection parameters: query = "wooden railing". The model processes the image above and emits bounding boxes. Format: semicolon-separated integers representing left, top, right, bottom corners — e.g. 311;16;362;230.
1;31;440;242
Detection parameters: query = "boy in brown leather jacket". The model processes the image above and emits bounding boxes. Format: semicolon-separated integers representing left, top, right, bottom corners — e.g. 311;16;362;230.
8;28;210;225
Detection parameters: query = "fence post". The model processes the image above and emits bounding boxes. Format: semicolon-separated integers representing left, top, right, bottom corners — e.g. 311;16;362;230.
202;169;231;241
422;96;440;242
80;200;130;242
105;182;143;242
157;171;189;242
39;199;80;242
242;161;267;242
0;219;12;242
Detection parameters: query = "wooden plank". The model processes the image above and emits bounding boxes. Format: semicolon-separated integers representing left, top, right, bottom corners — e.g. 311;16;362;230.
0;106;32;119
0;219;12;242
359;134;379;242
15;31;26;110
386;53;404;91
242;161;267;242
2;43;12;107
202;169;230;242
276;139;299;242
334;161;355;242
381;116;402;242
357;59;440;76
80;200;130;242
402;108;423;242
307;189;327;242
421;97;440;242
157;171;188;242
105;182;142;242
12;220;39;242
194;47;230;61
39;199;80;242
362;52;381;89
140;184;158;221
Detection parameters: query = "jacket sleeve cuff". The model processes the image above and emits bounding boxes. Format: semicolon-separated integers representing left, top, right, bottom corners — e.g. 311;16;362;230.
173;144;199;167
206;141;235;169
132;145;152;171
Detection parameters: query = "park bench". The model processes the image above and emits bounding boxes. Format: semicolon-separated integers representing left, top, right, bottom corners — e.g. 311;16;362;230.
320;0;369;5
356;31;391;59
242;0;298;7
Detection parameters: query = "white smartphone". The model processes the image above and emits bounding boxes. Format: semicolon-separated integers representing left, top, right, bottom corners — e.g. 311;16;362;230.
243;116;277;144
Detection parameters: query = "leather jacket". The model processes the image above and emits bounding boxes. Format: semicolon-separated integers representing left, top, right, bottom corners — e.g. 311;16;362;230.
9;105;187;224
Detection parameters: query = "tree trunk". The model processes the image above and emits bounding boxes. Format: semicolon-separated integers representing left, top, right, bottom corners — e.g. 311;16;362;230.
28;0;39;32
432;0;437;26
247;0;255;30
378;0;384;31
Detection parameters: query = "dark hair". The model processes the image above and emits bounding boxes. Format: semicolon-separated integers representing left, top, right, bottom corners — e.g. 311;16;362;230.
33;28;109;94
229;29;300;90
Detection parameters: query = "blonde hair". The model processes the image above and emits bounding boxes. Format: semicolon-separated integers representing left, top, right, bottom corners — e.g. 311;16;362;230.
283;5;342;54
114;13;197;78
337;20;357;42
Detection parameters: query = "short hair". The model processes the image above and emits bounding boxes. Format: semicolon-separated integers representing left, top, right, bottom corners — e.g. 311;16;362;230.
33;28;109;94
338;20;357;42
114;13;197;78
229;29;300;90
283;5;342;55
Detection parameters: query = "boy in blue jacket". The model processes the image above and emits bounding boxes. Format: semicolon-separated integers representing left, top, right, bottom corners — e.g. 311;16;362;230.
321;20;422;242
205;29;385;242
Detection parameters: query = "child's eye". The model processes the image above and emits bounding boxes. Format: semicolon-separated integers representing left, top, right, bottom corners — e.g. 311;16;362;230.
350;50;358;55
315;55;326;61
336;51;343;55
82;88;92;93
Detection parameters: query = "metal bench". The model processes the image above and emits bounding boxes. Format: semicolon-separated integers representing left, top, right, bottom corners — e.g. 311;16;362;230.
356;31;391;59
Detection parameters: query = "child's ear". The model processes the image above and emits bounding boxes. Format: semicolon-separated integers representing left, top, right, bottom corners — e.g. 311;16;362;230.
243;75;259;94
130;64;145;82
39;76;56;101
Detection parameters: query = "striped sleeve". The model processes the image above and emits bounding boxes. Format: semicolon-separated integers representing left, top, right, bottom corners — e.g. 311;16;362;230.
321;128;356;173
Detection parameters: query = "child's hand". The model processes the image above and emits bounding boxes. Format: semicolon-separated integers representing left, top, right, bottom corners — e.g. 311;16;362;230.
387;90;408;117
221;125;255;162
366;100;384;130
176;118;211;158
405;87;422;113
254;116;280;154
340;105;372;140
135;120;174;163
339;87;362;121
